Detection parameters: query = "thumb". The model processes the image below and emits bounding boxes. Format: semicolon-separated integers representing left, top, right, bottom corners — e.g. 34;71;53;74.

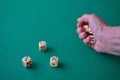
88;14;107;39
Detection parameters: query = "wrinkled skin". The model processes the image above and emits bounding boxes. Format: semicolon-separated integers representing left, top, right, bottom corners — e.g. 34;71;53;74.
77;14;120;56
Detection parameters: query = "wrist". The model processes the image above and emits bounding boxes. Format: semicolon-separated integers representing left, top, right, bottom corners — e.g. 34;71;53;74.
102;26;120;55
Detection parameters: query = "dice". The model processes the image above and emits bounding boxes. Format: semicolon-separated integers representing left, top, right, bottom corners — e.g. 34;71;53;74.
83;25;93;34
50;56;59;67
83;25;96;44
22;56;32;67
90;36;96;44
38;41;47;51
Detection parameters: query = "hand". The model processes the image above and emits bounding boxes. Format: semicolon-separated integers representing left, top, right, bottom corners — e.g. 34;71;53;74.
77;14;112;54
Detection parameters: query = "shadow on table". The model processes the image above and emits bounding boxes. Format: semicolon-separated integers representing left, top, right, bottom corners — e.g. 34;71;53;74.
99;52;120;64
27;62;39;70
40;47;54;53
57;62;68;69
46;47;54;52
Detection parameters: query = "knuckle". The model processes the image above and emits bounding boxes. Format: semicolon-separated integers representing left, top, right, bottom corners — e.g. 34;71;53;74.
82;14;89;17
91;14;96;16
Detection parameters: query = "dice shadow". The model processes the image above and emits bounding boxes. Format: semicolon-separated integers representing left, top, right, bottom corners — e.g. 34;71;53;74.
46;47;54;52
57;62;67;69
27;62;39;70
41;47;54;53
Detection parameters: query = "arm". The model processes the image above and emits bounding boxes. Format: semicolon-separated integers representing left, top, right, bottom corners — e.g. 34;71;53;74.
77;14;120;56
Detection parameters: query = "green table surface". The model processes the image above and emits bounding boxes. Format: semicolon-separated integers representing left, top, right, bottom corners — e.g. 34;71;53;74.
0;0;120;80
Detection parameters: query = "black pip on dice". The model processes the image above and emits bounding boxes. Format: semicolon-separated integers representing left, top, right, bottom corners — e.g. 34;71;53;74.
22;56;32;67
90;36;96;44
50;56;59;67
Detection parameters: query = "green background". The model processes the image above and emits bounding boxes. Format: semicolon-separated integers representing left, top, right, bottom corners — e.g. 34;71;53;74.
0;0;120;80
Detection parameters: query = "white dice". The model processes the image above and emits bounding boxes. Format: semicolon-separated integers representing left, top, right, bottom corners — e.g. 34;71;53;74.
50;56;59;67
83;25;96;44
90;36;96;44
83;25;93;34
22;56;32;67
38;41;47;51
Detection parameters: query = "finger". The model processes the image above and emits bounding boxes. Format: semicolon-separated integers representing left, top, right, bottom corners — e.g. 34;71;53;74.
79;32;87;39
77;27;84;34
77;14;90;28
89;35;96;47
83;35;92;44
77;14;90;23
77;23;80;27
77;20;84;28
